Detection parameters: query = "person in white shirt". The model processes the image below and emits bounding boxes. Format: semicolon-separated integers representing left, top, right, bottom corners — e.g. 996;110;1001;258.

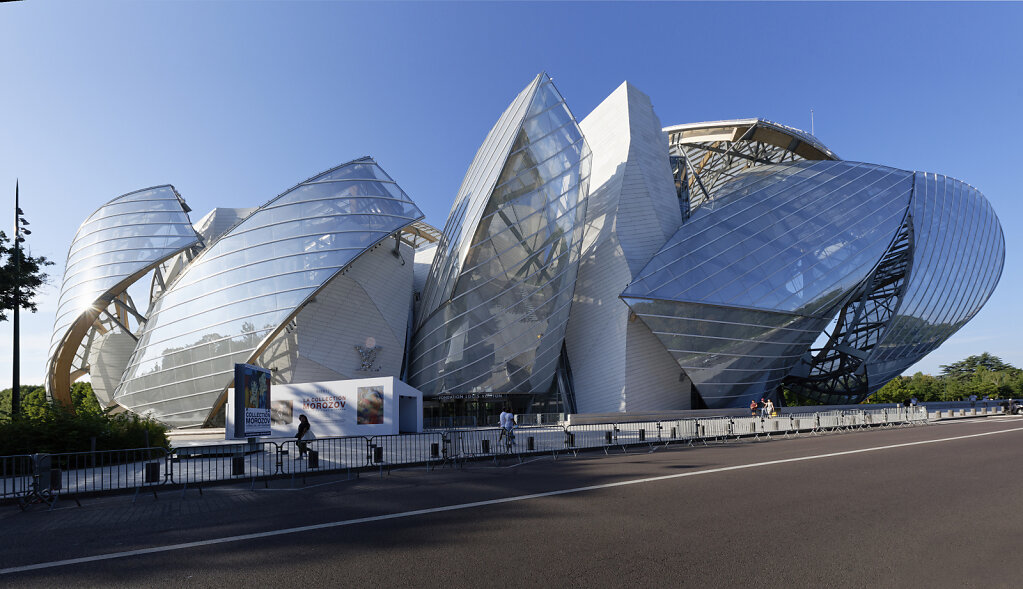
765;399;776;418
498;406;516;446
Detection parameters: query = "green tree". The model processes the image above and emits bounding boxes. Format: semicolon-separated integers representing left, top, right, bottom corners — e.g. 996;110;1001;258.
940;353;1016;381
70;381;102;416
872;376;911;404
2;382;101;422
0;382;170;454
0;227;53;322
906;372;944;402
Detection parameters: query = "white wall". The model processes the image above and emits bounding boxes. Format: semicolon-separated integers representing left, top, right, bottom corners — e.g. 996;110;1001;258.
256;240;415;384
226;376;423;439
566;81;690;413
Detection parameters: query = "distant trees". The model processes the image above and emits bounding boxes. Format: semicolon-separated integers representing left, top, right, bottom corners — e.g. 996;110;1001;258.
871;352;1023;404
781;353;1023;406
940;353;1016;380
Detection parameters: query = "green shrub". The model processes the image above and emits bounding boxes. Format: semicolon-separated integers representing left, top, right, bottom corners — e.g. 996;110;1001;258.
0;384;170;455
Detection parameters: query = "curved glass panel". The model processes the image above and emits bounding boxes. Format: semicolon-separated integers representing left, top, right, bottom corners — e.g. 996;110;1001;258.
409;74;591;396
626;161;914;315
622;160;914;408
46;186;199;395
115;157;424;427
864;172;1005;391
417;73;543;327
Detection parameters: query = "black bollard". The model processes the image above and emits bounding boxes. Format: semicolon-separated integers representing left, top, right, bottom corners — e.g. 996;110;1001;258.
145;462;161;483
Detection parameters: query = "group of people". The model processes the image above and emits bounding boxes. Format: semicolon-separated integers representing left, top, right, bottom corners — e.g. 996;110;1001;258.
750;398;777;419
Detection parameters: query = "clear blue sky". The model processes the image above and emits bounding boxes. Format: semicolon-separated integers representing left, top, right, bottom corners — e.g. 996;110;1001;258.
1;1;1020;390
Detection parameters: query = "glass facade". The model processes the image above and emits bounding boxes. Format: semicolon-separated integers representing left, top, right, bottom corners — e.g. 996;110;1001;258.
409;73;591;396
863;172;1005;392
45;79;1005;425
114;158;423;427
46;186;199;402
623;160;916;407
416;75;543;325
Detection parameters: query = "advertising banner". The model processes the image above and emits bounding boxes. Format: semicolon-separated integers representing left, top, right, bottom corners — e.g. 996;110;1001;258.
234;363;271;438
226;377;423;438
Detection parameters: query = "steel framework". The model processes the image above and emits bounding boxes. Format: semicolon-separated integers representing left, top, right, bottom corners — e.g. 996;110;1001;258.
784;213;915;404
666;119;838;217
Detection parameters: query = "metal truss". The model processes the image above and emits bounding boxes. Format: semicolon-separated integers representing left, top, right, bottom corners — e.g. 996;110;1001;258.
784;214;915;404
666;119;838;219
66;292;145;380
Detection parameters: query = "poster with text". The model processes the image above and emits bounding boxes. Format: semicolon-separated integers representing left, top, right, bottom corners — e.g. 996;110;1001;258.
234;363;271;437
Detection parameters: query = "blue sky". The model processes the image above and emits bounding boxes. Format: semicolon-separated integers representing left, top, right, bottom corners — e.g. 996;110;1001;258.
1;1;1020;389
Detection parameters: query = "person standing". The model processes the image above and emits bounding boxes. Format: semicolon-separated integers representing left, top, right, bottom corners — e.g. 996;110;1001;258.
499;406;516;447
765;399;776;418
296;414;311;459
750;399;759;417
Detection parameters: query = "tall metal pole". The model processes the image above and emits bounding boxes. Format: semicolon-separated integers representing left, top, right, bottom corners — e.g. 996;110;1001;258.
12;180;20;418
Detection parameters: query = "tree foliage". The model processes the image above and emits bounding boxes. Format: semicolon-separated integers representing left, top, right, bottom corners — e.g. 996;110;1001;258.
784;353;1023;406
0;382;170;454
940;353;1016;380
872;353;1022;404
0;225;53;321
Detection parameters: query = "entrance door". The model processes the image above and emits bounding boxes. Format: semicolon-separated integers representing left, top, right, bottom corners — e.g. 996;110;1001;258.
399;395;418;433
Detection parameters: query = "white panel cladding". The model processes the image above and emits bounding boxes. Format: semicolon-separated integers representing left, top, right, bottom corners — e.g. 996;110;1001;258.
566;232;630;413
192;207;256;245
412;242;438;296
623;318;691;411
614;83;682;273
260;241;415;381
565;81;687;413
290;357;346;384
87;331;138;408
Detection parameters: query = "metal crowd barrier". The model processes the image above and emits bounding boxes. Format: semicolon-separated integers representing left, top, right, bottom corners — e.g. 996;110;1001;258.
1;455;33;503
1;406;936;506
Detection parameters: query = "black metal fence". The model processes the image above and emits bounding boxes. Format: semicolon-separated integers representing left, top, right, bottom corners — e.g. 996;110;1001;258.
0;406;936;508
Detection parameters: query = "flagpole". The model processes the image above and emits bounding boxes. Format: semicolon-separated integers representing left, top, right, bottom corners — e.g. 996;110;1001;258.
12;180;20;418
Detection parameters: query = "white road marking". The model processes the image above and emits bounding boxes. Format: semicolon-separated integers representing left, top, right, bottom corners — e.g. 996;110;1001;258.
4;425;1023;576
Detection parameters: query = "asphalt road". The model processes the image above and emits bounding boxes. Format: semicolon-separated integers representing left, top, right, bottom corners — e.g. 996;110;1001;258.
3;416;1023;588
